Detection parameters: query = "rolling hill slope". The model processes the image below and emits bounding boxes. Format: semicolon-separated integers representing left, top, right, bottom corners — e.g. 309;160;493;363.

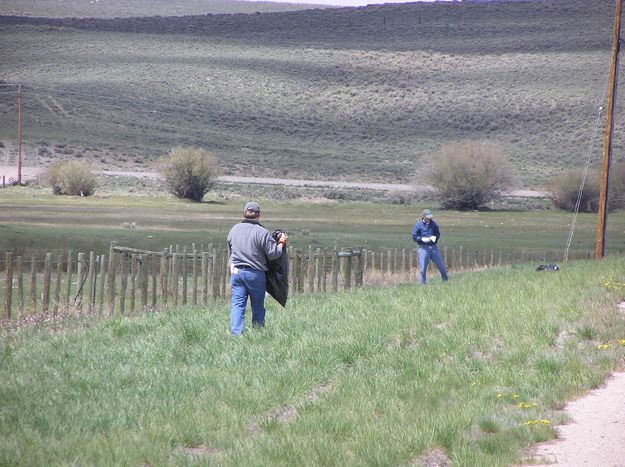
0;0;620;186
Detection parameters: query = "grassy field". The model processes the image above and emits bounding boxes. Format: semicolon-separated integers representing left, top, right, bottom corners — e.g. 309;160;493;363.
2;183;624;260
1;256;624;465
0;0;621;186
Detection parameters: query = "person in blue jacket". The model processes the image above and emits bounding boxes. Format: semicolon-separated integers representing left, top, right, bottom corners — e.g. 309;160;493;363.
412;208;448;285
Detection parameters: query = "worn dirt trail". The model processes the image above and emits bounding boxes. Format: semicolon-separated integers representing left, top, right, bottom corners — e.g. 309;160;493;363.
525;371;625;467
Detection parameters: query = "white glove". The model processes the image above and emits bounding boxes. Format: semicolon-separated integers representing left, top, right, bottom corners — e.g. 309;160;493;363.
429;236;437;242
421;237;431;243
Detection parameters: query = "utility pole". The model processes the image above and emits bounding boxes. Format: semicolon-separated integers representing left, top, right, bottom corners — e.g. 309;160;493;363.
17;84;22;185
596;0;622;258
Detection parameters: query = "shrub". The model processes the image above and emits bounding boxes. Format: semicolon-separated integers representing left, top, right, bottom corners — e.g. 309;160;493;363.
425;140;514;210
548;162;625;213
608;162;625;210
47;160;97;196
159;147;221;202
548;169;600;212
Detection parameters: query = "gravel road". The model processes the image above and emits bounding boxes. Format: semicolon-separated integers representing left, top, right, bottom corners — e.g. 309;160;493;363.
0;166;548;198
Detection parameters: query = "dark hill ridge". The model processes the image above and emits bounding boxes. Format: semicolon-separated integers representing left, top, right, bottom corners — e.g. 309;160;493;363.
0;0;620;185
0;0;611;53
0;0;330;18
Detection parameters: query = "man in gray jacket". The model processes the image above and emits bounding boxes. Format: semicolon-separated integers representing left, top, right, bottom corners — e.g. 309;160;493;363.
227;201;287;335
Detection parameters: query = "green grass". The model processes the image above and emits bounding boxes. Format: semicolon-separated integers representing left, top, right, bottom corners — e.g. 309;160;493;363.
0;0;621;186
1;256;625;465
2;185;625;260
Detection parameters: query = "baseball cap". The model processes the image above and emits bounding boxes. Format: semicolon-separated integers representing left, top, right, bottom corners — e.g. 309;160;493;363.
244;201;261;213
422;209;433;219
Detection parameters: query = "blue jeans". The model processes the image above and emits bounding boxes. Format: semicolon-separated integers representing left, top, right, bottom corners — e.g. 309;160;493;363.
230;266;267;335
418;245;448;285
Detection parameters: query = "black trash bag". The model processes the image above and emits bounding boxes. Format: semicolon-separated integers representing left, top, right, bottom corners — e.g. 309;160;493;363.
266;229;289;307
536;263;560;271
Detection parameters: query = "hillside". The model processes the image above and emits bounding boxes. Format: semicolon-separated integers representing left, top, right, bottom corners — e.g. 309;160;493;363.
0;0;620;186
0;0;330;17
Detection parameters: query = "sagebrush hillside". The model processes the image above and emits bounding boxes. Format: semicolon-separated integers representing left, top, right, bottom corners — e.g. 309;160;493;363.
0;0;621;186
0;0;328;17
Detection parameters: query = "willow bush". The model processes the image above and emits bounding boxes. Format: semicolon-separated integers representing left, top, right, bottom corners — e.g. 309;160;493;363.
548;162;625;212
426;140;515;210
47;160;97;196
159;147;221;202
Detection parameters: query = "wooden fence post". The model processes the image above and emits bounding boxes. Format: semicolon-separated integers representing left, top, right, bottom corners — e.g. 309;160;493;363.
119;254;127;315
76;252;86;314
65;251;73;310
108;243;117;315
172;253;179;306
16;256;23;316
220;249;228;299
306;246;314;293
130;254;137;313
322;249;327;293
331;248;338;293
201;252;208;305
316;248;322;293
401;249;407;274
87;252;95;314
343;249;352;291
356;250;364;287
182;246;188;305
151;254;158;308
42;253;51;315
293;250;302;294
54;255;62;316
298;250;305;293
160;251;168;307
192;249;198;306
30;256;36;315
4;252;12;319
130;253;139;314
98;254;106;316
140;254;147;310
212;248;221;300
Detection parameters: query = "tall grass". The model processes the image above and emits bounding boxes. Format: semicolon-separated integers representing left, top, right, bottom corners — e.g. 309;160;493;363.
1;257;624;465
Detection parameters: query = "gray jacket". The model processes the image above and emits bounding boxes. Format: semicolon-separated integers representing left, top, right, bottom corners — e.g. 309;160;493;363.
227;220;282;271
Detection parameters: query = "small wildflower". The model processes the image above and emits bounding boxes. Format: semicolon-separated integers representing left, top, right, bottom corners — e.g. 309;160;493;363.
511;394;520;399
470;381;478;386
496;393;503;399
524;419;550;426
619;339;625;346
597;344;611;350
602;276;625;290
518;402;538;409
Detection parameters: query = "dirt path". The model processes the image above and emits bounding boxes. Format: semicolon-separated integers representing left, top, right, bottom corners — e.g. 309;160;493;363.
525;371;625;466
0;166;549;198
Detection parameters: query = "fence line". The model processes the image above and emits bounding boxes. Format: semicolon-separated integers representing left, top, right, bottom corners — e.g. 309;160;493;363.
2;243;594;320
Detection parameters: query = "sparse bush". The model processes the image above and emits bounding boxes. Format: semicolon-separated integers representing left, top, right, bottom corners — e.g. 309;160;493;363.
425;141;514;210
47;160;97;196
159;147;221;202
608;162;625;210
548;169;600;212
549;163;625;212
